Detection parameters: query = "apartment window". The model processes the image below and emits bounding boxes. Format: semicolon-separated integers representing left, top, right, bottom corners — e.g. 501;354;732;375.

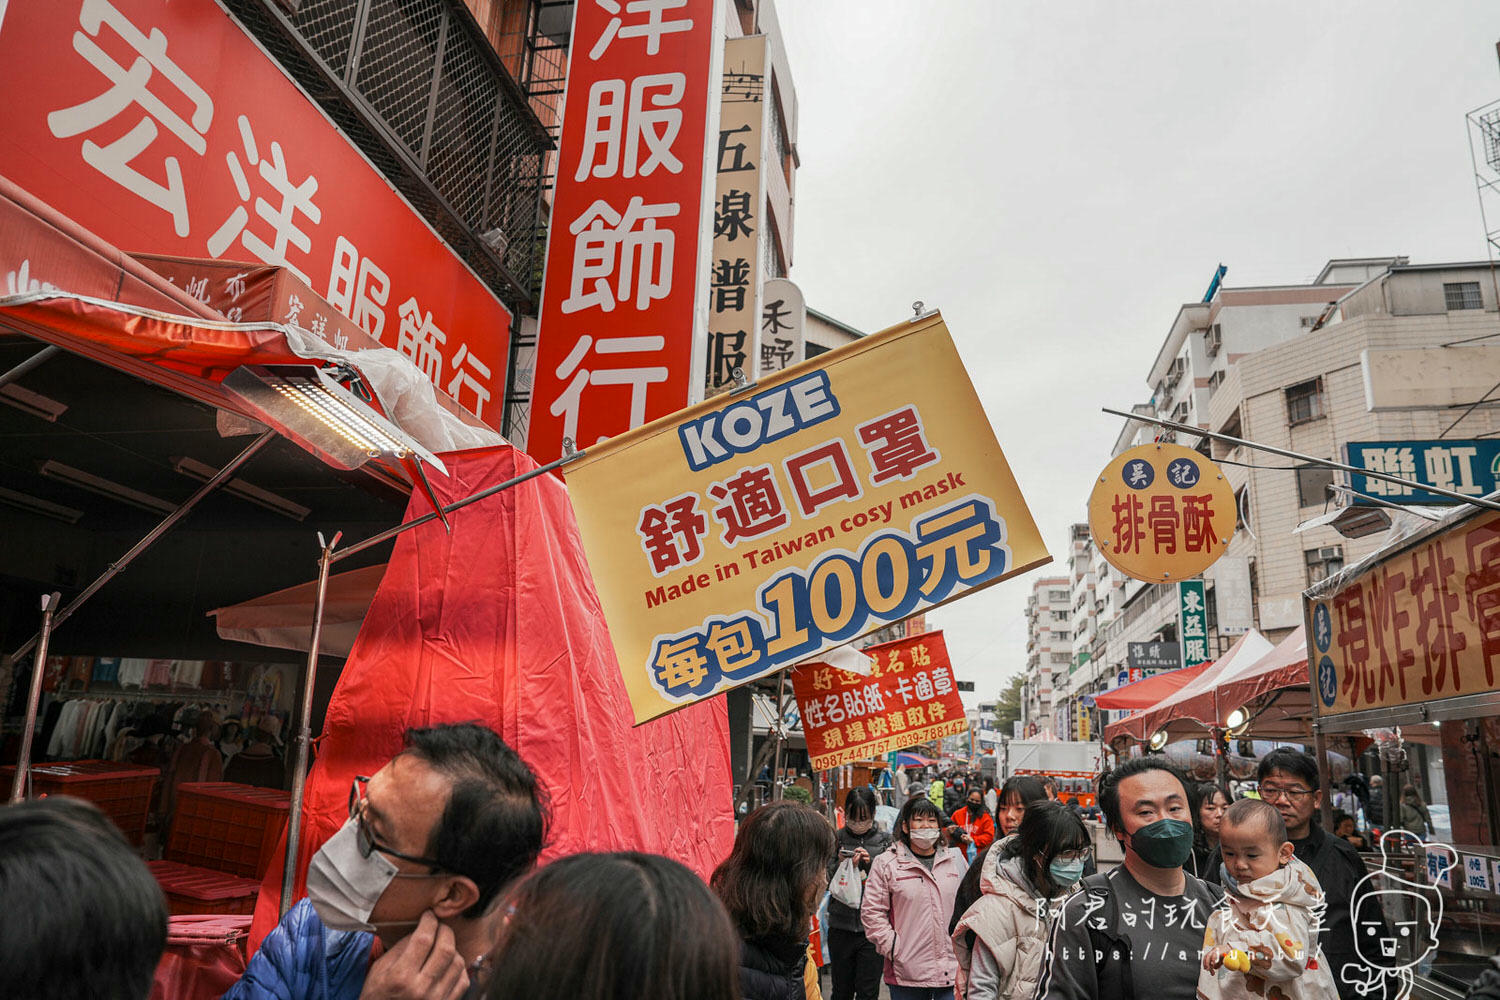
1295;464;1334;507
1285;378;1325;425
1305;545;1345;585
1208;369;1225;394
1052;610;1069;622
1205;324;1222;357
1299;315;1319;328
1444;281;1483;311
1050;631;1070;643
1051;653;1071;666
1049;589;1069;602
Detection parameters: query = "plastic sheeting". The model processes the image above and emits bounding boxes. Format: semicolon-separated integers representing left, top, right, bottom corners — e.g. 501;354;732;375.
149;915;250;1000
208;564;387;658
247;445;735;952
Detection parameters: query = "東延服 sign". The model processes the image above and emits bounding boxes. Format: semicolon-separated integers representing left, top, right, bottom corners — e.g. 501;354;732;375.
1179;579;1210;668
1307;508;1500;718
1127;642;1181;673
527;0;724;461
1344;440;1500;505
792;632;967;770
1088;442;1235;582
0;0;513;430
563;311;1050;723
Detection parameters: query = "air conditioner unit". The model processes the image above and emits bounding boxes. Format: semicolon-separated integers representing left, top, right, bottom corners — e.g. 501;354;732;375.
1316;546;1342;561
1205;324;1222;358
1171;401;1191;423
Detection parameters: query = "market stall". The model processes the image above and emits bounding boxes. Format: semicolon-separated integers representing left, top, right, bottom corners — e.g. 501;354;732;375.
1305;501;1500;998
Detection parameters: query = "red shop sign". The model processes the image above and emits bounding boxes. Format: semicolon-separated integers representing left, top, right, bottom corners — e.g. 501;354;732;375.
525;0;722;463
792;631;968;771
0;0;512;430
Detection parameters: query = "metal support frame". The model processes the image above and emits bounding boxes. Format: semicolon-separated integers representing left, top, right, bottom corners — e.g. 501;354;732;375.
6;430;275;803
770;668;789;801
278;440;583;914
1101;407;1500;512
8;431;277;665
9;593;60;804
0;344;61;391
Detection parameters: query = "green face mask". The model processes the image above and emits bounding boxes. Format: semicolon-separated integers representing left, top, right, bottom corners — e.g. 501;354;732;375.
1128;818;1195;868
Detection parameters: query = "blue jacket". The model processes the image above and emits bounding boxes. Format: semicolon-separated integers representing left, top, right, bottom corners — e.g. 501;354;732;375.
221;899;373;1000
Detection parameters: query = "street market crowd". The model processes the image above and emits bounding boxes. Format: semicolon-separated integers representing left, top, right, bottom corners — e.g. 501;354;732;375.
2;721;1493;1000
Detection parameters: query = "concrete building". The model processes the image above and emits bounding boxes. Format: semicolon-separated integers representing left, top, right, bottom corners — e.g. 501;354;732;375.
1090;258;1500;723
1022;576;1072;737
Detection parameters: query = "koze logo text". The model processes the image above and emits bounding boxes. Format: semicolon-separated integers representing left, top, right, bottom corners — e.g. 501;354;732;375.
678;372;841;470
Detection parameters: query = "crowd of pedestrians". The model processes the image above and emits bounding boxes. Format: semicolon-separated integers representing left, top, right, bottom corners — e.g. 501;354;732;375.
0;727;1454;1000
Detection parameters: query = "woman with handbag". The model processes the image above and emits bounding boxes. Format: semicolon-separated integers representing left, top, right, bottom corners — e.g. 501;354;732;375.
827;787;893;1000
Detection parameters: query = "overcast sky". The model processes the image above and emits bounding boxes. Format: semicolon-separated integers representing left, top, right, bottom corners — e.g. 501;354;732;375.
776;2;1500;709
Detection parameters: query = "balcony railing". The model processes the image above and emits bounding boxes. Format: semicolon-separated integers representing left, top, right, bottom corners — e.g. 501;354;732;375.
226;0;553;314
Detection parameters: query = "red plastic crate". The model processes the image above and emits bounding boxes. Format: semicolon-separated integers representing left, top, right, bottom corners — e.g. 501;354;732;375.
149;860;262;915
0;759;159;846
166;782;290;878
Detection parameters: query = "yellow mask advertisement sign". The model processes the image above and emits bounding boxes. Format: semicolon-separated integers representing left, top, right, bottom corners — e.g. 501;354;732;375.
564;312;1051;723
1087;441;1235;583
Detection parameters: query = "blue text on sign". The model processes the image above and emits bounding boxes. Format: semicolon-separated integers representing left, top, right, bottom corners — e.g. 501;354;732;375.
678;371;840;471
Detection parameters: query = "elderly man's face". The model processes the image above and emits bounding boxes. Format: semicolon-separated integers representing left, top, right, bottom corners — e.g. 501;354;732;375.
360;754;458;945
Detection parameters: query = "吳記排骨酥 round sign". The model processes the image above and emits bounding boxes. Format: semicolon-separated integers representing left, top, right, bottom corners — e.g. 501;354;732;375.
1087;441;1235;582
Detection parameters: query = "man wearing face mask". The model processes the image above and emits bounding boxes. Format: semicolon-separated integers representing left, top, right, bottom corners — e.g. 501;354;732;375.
1034;758;1220;1000
224;723;547;1000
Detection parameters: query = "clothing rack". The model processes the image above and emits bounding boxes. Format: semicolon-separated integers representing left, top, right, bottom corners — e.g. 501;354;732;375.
52;687;243;707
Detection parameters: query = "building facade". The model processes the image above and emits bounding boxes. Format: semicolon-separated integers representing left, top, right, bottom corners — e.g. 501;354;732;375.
1022;576;1072;737
1083;257;1500;728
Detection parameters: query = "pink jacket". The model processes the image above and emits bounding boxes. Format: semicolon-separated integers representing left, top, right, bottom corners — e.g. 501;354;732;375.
861;841;965;988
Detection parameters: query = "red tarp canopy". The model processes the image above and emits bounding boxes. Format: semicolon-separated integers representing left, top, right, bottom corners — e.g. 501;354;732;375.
1210;626;1310;726
248;446;735;950
1089;662;1211;711
1104;630;1274;743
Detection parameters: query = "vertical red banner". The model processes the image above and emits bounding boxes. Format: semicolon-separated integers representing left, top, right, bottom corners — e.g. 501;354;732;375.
526;0;723;462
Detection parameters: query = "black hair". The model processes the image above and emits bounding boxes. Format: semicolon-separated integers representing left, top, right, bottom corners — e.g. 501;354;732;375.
486;852;737;1000
402;723;550;920
0;797;168;1000
1332;810;1355;830
998;775;1048;810
1222;797;1288;846
894;795;944;849
1001;800;1091;896
1256;748;1320;790
711;801;835;940
844;786;878;823
1097;757;1191;837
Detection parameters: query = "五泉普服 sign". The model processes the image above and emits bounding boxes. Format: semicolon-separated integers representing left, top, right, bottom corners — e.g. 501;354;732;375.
564;312;1050;723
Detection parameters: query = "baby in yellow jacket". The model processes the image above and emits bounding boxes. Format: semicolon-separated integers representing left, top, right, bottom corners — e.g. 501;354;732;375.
1198;799;1339;1000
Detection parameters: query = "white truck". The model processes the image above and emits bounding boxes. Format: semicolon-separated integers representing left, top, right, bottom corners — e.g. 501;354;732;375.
1002;740;1106;807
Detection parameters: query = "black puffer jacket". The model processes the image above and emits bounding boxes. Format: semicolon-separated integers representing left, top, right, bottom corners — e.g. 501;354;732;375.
826;823;894;932
739;934;807;1000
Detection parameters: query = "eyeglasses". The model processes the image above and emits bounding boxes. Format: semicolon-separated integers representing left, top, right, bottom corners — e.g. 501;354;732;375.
1054;849;1092;864
349;775;446;870
1259;784;1316;803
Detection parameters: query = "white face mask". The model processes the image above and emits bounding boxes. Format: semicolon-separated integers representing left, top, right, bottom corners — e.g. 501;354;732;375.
909;828;941;848
307;818;441;933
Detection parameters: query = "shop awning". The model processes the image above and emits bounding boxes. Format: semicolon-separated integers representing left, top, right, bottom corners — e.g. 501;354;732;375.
1211;626;1309;722
208;565;386;659
1089;662;1211;711
0;173;500;465
1104;630;1275;743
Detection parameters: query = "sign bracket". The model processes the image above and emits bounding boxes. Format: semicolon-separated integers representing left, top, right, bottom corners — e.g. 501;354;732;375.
1102;407;1500;512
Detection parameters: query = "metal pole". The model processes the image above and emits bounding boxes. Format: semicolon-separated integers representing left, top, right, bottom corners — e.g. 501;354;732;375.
8;430;277;664
331;442;582;565
9;592;61;804
0;345;61;391
770;668;789;801
1101;407;1500;511
1314;728;1335;832
281;531;339;916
